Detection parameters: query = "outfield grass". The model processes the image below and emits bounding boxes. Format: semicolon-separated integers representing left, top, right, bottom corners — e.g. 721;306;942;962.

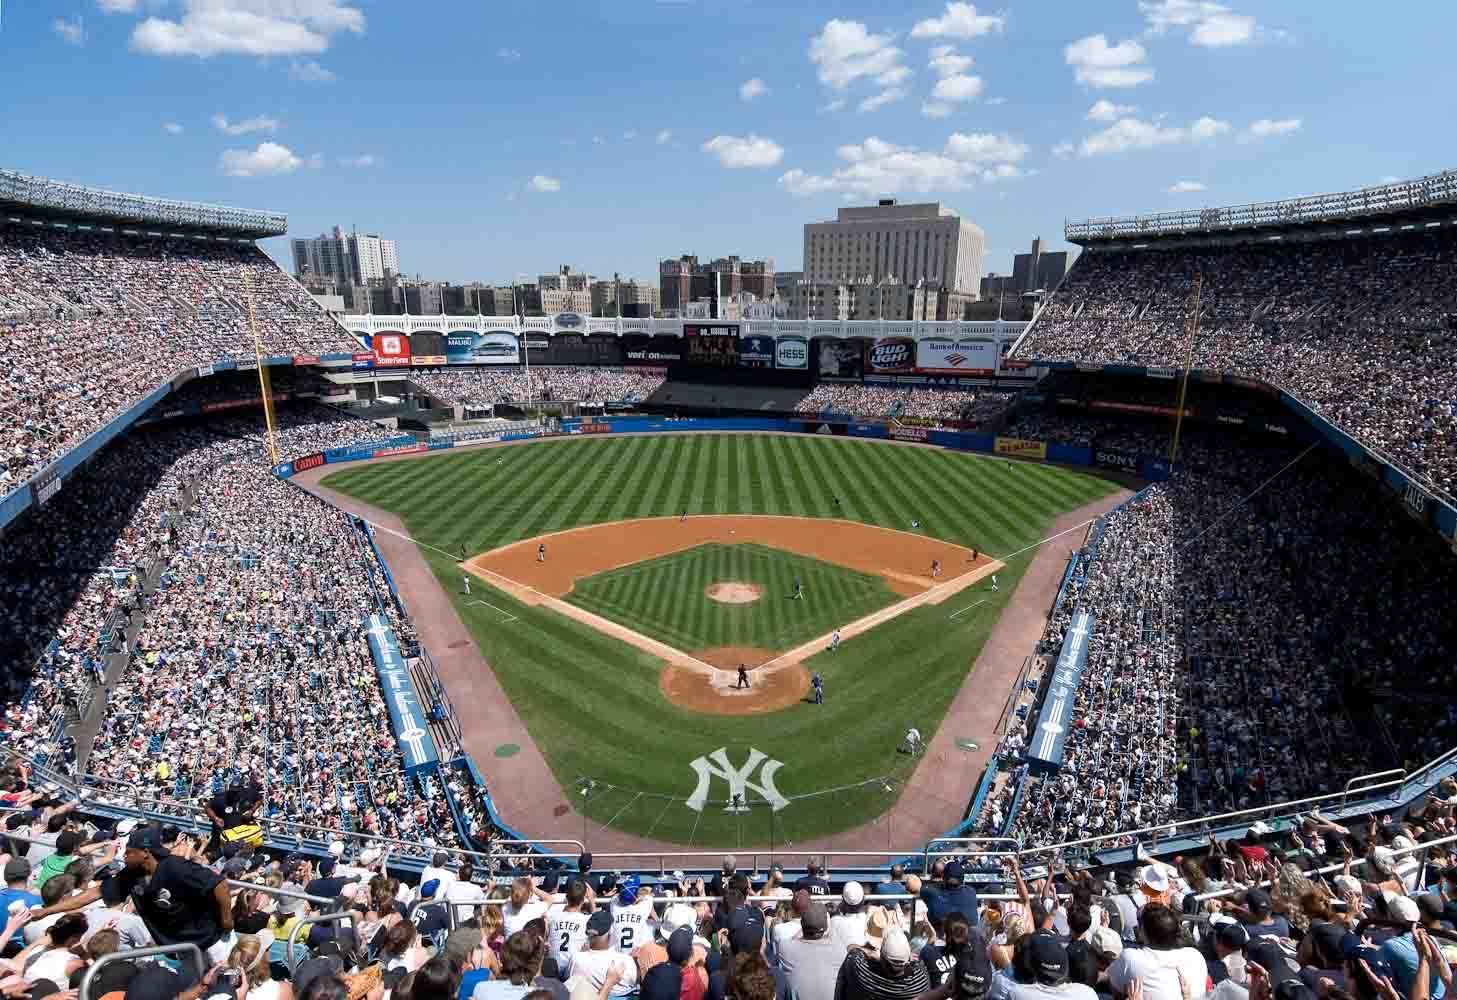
323;434;1118;845
567;542;899;654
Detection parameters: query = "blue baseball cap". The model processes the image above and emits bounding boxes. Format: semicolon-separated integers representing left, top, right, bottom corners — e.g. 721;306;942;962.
618;875;640;905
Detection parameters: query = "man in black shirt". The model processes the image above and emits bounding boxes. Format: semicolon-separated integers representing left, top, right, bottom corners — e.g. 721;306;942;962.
305;856;358;900
204;780;262;854
794;859;830;896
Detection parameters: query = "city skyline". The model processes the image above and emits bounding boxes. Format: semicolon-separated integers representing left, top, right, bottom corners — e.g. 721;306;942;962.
5;1;1455;284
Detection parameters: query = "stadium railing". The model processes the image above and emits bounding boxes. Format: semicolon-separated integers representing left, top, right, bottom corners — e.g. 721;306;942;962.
80;945;204;1000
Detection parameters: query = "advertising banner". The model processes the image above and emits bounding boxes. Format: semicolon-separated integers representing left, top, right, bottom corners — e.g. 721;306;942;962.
411;331;446;359
684;324;740;367
413;356;447;367
994;437;1047;460
796;421;848;436
351;352;374;372
364;614;440;775
889;425;931;443
195;363;215;378
775;335;809;370
624;334;684;366
916;337;998;375
372;332;412;368
1027;612;1095;772
738;334;775;368
293;453;326;473
376;443;428;458
865;336;916;374
1093;447;1141;473
1000;342;1031;372
815;338;863;382
1090;399;1192;418
292;355;320;366
1145;367;1177;379
446;331;520;365
580;422;612;434
553;312;587;333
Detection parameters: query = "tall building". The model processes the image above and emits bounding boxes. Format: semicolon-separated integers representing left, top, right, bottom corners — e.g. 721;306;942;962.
291;226;399;285
741;259;776;300
1010;237;1069;293
591;274;660;317
659;253;774;316
803;200;984;296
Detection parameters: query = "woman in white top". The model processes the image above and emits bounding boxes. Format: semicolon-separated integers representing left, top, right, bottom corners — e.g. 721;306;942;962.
229;934;294;1000
22;913;88;989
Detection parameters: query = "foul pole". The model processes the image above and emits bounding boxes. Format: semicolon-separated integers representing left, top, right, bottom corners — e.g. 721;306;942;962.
1168;275;1201;468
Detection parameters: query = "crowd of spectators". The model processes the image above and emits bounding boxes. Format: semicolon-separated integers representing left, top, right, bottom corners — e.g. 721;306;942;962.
1021;230;1457;503
410;369;666;407
980;430;1457;852
797;385;1019;425
1;223;352;488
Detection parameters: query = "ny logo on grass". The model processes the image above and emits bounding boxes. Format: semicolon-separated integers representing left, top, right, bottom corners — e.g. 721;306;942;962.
687;747;789;813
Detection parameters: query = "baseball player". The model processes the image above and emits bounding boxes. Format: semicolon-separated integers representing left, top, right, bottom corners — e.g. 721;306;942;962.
911;519;922;530
537;543;546;563
610;876;656;954
812;672;824;705
830;630;841;651
969;547;979;563
991;574;999;592
680;509;688;522
931;559;941;579
736;664;750;689
903;727;924;755
458;544;467;561
792;577;804;600
462;576;471;595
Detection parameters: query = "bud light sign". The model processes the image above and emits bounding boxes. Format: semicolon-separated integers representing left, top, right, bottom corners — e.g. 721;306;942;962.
867;337;915;373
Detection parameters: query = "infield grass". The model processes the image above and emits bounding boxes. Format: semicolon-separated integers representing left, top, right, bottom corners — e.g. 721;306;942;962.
323;433;1119;846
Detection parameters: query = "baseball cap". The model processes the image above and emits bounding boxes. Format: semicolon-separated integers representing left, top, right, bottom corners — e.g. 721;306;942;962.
667;927;694;965
127;827;165;853
1332;874;1362;896
618;875;641;905
1384;892;1420;923
124;966;184;1000
115;819;138;836
292;957;344;996
730;915;764;955
1416;893;1445;922
1245;888;1272;914
3;859;30;882
421;879;441;899
801;901;829;936
328;841;346;858
944;862;964;884
586;908;614;938
1027;934;1069;985
660;903;697;939
881;929;912;965
842;881;864;906
541;871;560;893
1213;920;1249;951
1090;926;1124;961
640;962;682;1000
1139;865;1170;894
318;857;337;875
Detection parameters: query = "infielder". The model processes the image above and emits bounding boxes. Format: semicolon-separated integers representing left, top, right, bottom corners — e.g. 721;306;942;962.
462;576;471;595
736;664;750;689
537;543;546;563
931;559;941;579
829;630;841;651
969;547;979;563
812;672;824;705
991;574;999;592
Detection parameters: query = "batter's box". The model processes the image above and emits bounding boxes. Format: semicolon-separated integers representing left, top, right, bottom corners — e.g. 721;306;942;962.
467;599;519;624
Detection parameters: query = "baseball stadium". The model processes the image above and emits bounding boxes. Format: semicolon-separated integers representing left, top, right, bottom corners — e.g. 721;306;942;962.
2;158;1457;993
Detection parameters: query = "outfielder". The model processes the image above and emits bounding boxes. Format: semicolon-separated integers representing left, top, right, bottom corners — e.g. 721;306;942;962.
462;576;471;595
537;543;546;563
991;574;999;592
812;672;824;705
829;630;841;651
792;577;804;600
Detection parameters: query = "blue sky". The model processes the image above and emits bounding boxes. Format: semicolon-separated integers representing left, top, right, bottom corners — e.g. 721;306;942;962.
6;1;1457;285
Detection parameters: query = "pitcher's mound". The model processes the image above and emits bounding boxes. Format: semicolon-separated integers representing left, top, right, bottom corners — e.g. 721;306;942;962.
705;582;762;604
659;662;811;716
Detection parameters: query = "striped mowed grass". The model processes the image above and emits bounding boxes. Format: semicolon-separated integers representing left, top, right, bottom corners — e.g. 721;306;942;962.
323;433;1118;845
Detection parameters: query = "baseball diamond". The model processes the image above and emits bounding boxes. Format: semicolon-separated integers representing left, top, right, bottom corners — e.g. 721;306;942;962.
318;432;1120;845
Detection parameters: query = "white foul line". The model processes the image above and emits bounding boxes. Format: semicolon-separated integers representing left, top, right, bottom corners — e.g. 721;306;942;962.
949;599;988;621
467;600;519;624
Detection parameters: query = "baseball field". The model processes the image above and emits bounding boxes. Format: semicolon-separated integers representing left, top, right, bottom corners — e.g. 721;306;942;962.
321;433;1118;846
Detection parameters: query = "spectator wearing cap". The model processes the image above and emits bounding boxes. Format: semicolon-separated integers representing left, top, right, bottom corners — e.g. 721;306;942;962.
761;867;793;912
1205;919;1248;991
1380;895;1449;1000
304;858;358;902
641;959;685;1000
264;884;311;969
669;926;709;1000
1105;905;1209;1000
36;826;235;962
922;913;975;988
831;884;869;949
875;869;907;908
0;857;40;915
569;909;636;997
922;865;980;927
1238;890;1290;941
835;928;930;1000
780;902;840;1000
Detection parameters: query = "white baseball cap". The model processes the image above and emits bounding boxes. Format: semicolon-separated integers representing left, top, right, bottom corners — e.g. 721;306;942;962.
842;881;865;906
660;903;698;938
1139;865;1170;894
328;840;346;858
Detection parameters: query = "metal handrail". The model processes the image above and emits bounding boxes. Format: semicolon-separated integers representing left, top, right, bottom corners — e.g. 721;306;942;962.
924;838;1023;873
1406;746;1457;788
80;943;204;1000
1192;830;1457;903
226;880;334;907
1343;769;1406;805
286;910;358;972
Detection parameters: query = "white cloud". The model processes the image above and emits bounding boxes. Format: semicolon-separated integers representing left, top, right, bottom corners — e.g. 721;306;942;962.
931;73;983;102
821;99;847;113
131;1;364;58
339;154;376;167
212;113;279;136
1167;180;1207;193
1051;141;1075;158
702;134;785;169
54;17;86;45
496;47;522;60
921;102;954;119
219;142;302;177
1087;99;1135;121
305;153;324;169
528;174;561;192
591;136;605;145
910;2;1005;39
809;19;906;91
655;129;673;144
97;0;136;12
1065;34;1154;88
1075;114;1229;155
739;77;769;101
859;87;908;112
623;130;639;140
163;121;184;134
1242;117;1301;141
1139;0;1263;47
778;131;1026;197
289;59;335;81
928;45;973;77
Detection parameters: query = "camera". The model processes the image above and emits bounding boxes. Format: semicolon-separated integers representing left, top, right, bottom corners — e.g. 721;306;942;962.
214;970;242;994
